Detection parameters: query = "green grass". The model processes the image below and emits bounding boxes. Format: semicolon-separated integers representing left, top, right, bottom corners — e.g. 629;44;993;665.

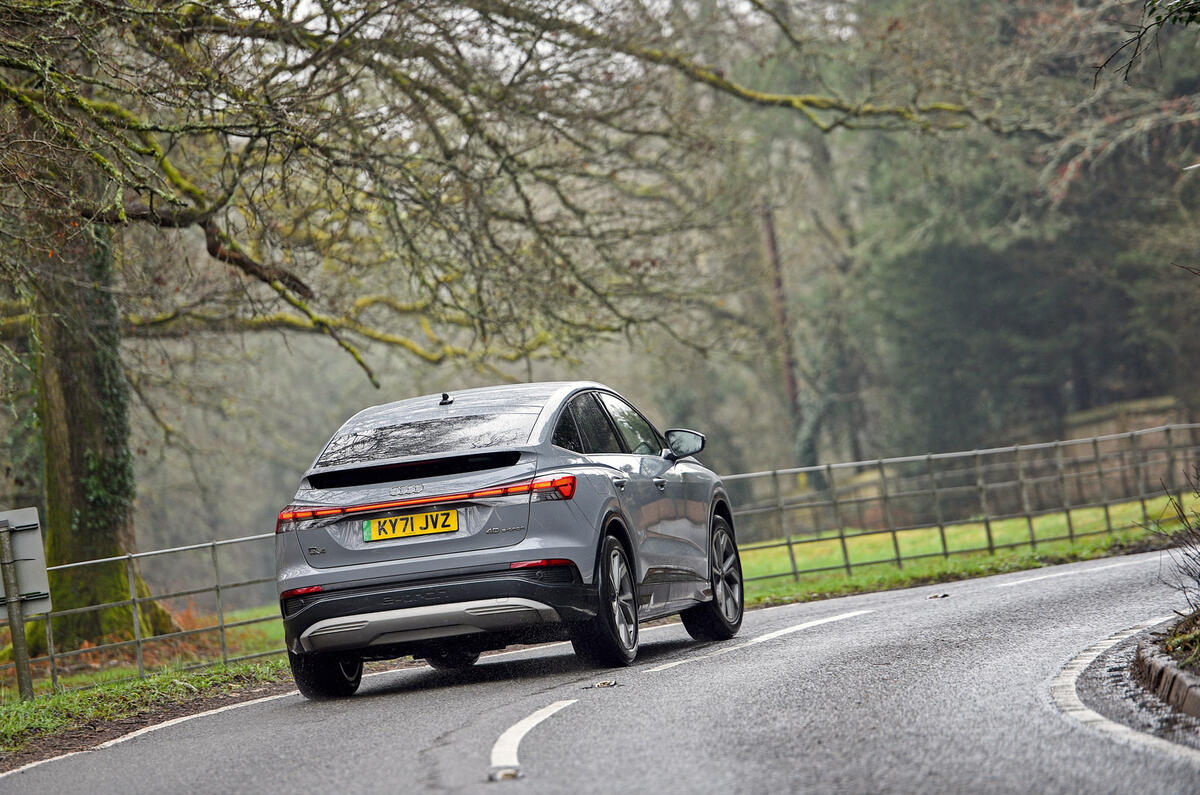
0;659;291;755
1163;609;1200;672
2;491;1191;734
221;604;285;656
0;604;286;704
739;493;1193;606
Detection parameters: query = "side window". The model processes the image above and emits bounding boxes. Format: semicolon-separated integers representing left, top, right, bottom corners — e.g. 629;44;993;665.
597;393;661;456
551;407;584;452
570;394;625;454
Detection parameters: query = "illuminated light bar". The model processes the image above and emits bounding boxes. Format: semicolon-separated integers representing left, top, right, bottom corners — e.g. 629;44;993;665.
509;559;575;569
281;585;323;599
275;474;577;532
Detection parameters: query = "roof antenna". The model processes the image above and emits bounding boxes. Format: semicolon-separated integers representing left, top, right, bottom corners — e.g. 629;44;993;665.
439;392;453;405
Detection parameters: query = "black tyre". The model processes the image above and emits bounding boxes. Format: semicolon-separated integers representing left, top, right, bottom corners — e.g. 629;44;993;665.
424;646;481;670
681;515;743;641
289;650;363;699
572;534;639;667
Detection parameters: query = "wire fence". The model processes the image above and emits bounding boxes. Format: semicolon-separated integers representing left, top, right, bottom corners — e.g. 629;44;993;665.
2;423;1196;698
0;533;278;700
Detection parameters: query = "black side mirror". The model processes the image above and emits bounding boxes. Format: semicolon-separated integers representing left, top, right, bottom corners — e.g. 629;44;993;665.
664;428;705;461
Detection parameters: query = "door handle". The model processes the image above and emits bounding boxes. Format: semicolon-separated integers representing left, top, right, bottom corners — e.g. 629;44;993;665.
611;476;628;490
652;477;667;491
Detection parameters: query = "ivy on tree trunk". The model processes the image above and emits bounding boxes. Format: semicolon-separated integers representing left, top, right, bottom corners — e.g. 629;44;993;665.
31;224;173;652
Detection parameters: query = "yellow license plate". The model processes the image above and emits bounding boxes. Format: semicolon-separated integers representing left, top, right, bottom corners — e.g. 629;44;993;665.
362;510;458;542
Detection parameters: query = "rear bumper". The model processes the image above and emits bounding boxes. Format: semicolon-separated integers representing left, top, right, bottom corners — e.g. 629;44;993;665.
281;567;598;654
298;597;560;652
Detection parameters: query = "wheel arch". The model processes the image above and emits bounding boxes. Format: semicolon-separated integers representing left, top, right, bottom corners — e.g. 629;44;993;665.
599;511;637;579
711;497;735;541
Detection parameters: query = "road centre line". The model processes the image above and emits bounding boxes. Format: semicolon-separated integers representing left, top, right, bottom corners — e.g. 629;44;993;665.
994;559;1150;588
642;609;874;673
489;699;577;772
1050;616;1200;765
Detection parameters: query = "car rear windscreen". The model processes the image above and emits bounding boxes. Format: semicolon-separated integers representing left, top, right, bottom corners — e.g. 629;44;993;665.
315;412;538;467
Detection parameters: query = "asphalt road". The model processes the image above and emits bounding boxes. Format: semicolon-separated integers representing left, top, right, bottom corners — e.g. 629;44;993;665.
7;551;1200;794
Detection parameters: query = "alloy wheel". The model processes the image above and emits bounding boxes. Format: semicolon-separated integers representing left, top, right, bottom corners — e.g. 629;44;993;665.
712;528;742;623
609;547;637;649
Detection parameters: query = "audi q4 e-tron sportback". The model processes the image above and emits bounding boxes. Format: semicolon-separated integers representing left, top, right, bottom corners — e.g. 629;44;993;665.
276;382;743;698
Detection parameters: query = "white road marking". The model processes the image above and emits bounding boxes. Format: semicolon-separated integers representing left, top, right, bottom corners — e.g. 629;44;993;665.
642;609;874;673
0;623;679;782
994;559;1149;588
489;699;577;771
1050;616;1200;765
0;690;296;781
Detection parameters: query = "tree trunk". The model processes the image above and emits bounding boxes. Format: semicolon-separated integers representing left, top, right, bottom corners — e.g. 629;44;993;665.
762;204;826;489
31;224;173;652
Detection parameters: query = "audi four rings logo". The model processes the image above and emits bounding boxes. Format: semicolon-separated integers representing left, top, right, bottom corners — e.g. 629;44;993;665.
388;484;424;497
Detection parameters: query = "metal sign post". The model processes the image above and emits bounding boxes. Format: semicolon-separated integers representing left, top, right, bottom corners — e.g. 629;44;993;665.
0;508;52;701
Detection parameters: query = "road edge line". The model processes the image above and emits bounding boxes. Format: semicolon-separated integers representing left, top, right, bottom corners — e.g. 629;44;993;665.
0;690;296;781
994;558;1149;588
1049;615;1200;765
0;625;685;782
643;609;874;673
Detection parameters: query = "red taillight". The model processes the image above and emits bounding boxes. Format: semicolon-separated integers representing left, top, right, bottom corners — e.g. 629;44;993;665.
280;585;323;599
510;559;574;569
276;474;577;531
554;475;575;499
276;506;314;533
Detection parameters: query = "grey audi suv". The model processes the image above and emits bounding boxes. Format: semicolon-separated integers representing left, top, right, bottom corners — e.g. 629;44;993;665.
276;381;743;698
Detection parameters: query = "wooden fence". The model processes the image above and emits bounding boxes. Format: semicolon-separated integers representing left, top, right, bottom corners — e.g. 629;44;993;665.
3;424;1197;697
726;424;1200;582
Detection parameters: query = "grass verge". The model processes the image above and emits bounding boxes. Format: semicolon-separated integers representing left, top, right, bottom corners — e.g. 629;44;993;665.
1162;610;1200;673
740;492;1191;607
0;659;292;759
1;492;1188;763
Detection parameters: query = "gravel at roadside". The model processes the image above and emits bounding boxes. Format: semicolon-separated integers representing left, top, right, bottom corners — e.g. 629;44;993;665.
1075;624;1200;752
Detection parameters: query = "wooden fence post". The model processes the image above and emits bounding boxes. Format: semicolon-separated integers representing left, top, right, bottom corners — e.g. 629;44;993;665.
1166;425;1179;504
126;555;145;679
826;464;852;575
1092;437;1113;535
45;618;59;693
1016;445;1036;550
1055;442;1075;543
1130;431;1148;526
774;471;799;581
877;460;902;569
975;451;995;555
926;454;948;558
211;543;228;665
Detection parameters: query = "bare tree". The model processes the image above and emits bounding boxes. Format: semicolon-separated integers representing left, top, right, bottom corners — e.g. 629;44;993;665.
0;0;991;647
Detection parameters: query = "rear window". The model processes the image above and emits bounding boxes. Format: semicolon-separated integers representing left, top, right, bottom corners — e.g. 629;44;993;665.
316;413;537;467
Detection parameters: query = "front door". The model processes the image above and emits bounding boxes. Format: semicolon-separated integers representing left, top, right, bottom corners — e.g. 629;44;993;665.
595;393;706;602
